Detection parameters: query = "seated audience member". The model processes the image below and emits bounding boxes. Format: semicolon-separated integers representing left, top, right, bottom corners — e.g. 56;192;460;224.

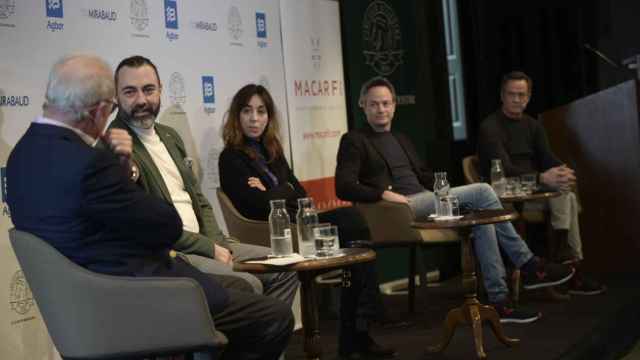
108;55;299;304
477;71;605;295
218;84;396;359
335;76;575;324
6;54;293;360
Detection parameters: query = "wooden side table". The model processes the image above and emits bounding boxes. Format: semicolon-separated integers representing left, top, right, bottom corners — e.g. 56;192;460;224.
234;248;376;360
412;209;520;359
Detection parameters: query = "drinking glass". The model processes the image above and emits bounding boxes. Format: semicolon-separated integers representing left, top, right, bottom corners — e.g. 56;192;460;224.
505;177;521;196
520;173;537;195
313;225;338;257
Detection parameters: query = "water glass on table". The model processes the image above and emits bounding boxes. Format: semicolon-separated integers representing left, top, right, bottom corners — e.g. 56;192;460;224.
438;195;459;217
313;225;338;257
505;177;522;197
520;173;537;195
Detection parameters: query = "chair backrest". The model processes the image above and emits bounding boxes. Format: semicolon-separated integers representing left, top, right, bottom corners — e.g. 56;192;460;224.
462;155;482;184
216;188;271;248
355;201;422;246
9;229;226;359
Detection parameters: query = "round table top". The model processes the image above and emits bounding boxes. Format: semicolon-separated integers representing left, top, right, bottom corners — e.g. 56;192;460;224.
233;248;376;274
499;190;561;203
411;209;518;230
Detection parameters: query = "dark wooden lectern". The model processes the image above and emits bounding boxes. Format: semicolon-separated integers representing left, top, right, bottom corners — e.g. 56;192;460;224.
540;79;640;274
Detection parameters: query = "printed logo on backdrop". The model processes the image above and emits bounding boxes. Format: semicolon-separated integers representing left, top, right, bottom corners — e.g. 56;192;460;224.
45;0;64;32
362;0;404;76
9;270;35;322
168;72;186;113
130;0;150;37
256;12;267;48
202;76;215;115
0;95;29;107
1;167;10;217
294;79;344;97
0;0;16;28
258;75;270;90
164;0;179;41
82;7;117;22
191;18;217;33
227;6;243;46
311;37;321;70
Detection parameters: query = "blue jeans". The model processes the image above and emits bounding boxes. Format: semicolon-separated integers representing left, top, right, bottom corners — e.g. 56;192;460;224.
407;183;534;303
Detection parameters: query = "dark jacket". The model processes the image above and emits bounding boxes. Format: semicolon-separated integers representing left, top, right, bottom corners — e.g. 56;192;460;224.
335;125;435;203
7;123;182;276
218;146;306;221
477;111;562;180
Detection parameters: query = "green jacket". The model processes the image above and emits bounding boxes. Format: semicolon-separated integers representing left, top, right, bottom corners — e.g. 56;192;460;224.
109;115;229;258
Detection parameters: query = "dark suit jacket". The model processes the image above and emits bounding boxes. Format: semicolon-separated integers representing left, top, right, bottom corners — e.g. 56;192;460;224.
218;147;306;221
110;114;229;258
335;125;435;202
7;123;183;276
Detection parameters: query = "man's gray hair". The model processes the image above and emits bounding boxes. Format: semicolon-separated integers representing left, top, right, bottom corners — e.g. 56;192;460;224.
45;54;114;122
358;76;397;106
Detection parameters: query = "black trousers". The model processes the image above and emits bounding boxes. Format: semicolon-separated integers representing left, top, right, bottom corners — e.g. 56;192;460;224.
153;258;294;360
318;207;382;332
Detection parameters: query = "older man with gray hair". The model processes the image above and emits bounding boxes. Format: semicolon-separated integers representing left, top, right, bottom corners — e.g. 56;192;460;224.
7;54;293;360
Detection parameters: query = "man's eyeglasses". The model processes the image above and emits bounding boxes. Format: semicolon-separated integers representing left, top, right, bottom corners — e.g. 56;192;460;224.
103;99;119;115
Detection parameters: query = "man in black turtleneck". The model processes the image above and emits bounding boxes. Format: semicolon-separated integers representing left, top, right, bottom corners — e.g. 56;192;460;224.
477;71;605;296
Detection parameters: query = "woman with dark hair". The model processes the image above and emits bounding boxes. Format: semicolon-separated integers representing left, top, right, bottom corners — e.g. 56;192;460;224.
219;84;397;359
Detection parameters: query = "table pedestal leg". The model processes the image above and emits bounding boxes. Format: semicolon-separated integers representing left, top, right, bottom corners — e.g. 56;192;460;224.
427;228;519;359
299;271;321;359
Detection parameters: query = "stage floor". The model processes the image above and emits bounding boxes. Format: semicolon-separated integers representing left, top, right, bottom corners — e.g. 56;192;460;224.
285;274;640;360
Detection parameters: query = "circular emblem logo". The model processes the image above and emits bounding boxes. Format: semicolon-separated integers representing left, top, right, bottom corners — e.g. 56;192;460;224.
168;72;186;106
130;0;149;32
227;6;243;41
362;0;404;76
258;75;270;90
9;271;34;315
0;0;16;20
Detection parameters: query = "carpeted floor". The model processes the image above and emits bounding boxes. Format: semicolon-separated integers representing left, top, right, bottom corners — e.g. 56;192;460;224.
284;274;640;360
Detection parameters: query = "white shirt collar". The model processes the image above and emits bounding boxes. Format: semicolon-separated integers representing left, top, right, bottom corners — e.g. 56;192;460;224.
34;116;98;147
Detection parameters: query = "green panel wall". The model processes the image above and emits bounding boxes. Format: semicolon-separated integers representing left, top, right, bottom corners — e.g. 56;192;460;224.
339;0;458;283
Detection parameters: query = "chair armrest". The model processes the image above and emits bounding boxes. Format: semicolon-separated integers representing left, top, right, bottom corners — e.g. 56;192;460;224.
354;200;418;244
45;272;226;358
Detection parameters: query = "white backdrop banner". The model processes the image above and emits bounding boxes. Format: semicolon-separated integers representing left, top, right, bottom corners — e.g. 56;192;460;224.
280;0;350;210
0;0;347;358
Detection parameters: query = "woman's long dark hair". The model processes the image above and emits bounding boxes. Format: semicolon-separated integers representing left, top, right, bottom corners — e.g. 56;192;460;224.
222;84;283;162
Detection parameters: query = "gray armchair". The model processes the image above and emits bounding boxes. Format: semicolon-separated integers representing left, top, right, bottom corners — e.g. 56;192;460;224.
9;228;227;360
354;201;459;313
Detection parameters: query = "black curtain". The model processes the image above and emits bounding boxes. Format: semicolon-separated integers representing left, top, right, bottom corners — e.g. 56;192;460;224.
457;0;600;153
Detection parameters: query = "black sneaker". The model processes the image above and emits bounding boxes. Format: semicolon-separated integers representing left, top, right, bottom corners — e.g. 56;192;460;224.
568;276;606;296
522;260;574;290
492;302;541;324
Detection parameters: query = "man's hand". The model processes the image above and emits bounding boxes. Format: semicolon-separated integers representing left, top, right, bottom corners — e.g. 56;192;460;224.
214;244;233;265
102;129;133;161
381;190;409;204
540;165;576;191
248;177;266;191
